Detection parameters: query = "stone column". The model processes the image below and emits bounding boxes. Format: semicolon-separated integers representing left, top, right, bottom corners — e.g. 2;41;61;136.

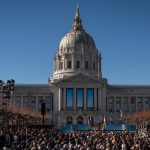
84;88;87;110
35;96;38;110
101;86;106;113
114;97;116;113
56;55;60;71
81;54;84;71
63;57;65;70
54;56;56;71
129;97;131;113
55;57;58;71
58;88;62;111
65;56;67;70
58;56;60;70
72;54;75;69
136;97;138;112
121;97;123;112
94;88;97;110
63;88;66;110
97;56;100;78
98;88;101;111
73;88;76;110
143;97;145;110
21;96;23;109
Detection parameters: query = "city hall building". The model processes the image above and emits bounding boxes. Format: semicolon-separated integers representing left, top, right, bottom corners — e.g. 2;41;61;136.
6;8;150;127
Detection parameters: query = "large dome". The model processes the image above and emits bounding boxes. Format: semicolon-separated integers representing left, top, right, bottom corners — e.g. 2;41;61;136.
52;6;102;81
59;30;96;49
59;6;96;50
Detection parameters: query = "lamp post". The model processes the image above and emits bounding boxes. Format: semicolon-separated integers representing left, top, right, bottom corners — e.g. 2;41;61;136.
7;79;15;109
51;95;53;126
0;79;15;102
0;79;15;129
41;100;46;128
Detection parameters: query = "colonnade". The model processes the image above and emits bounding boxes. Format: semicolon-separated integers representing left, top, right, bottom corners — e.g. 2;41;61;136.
107;96;150;113
8;95;53;111
54;53;100;76
58;87;103;111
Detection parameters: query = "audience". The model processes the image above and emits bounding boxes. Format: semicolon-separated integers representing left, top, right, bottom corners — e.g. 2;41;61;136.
0;127;149;150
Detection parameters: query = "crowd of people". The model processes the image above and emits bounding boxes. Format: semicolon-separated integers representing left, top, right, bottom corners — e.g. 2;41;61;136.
0;127;149;150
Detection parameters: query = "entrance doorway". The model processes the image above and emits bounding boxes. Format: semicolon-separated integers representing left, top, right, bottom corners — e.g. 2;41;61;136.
77;116;83;124
66;116;73;125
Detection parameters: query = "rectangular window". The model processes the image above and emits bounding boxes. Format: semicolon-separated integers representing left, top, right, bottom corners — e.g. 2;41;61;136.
145;97;150;109
85;61;89;69
15;96;21;105
138;97;143;111
30;96;36;108
93;62;95;70
116;97;121;112
60;62;63;70
76;61;80;69
45;96;52;112
38;96;44;110
131;98;135;104
66;88;73;107
23;96;28;107
123;97;129;113
67;61;71;69
108;97;114;112
130;97;136;112
76;88;84;107
87;88;94;108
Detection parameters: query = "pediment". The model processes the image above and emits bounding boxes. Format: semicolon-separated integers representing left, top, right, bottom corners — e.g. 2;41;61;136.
56;72;101;84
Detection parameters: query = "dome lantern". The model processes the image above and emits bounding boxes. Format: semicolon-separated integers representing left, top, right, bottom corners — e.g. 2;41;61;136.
72;4;83;31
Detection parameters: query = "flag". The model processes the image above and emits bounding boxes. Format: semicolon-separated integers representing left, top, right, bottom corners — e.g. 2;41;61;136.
103;116;106;129
120;111;123;118
88;116;92;128
103;116;106;124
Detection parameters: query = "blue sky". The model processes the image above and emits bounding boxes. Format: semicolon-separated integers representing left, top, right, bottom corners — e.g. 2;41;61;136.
0;0;150;84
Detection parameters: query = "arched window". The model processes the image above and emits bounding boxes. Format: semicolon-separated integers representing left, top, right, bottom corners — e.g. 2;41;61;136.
66;116;73;125
67;60;72;69
85;61;89;69
60;61;63;70
77;116;83;124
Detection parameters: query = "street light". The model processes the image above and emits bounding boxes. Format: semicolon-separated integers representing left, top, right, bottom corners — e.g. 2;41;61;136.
0;79;15;99
7;79;15;110
0;79;15;129
0;80;4;91
41;101;46;128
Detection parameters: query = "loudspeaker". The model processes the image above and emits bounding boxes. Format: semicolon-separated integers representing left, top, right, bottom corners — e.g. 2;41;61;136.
41;102;46;115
